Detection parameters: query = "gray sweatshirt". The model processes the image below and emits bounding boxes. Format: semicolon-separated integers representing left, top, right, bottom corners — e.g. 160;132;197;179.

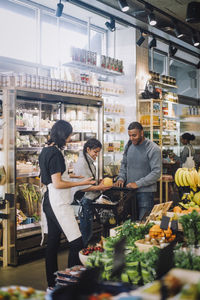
118;139;161;192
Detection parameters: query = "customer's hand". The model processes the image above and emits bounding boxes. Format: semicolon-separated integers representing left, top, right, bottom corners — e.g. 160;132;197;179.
126;182;138;189
114;180;124;187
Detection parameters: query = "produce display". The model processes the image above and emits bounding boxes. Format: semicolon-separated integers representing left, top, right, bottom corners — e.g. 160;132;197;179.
132;270;200;299
175;167;200;190
0;286;45;300
85;220;160;285
81;246;104;256
17;183;41;218
174;167;200;213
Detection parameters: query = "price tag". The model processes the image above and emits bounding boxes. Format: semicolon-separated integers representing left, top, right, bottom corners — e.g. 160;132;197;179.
160;216;170;230
171;220;178;232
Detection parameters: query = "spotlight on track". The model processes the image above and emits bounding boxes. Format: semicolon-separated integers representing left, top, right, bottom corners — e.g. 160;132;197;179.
56;0;64;17
149;37;157;49
174;22;184;38
118;0;129;12
105;17;116;32
169;44;178;57
148;11;157;26
137;31;146;46
192;34;200;47
186;1;200;23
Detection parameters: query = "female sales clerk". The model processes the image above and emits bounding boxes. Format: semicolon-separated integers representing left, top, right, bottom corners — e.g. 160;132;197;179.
39;120;95;290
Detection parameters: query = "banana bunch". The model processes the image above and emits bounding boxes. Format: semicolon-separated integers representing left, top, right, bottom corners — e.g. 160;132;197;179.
175;167;200;190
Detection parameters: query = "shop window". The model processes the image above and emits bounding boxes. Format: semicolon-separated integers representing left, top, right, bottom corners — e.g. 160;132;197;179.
90;29;104;55
59;19;88;64
169;59;198;98
0;1;36;62
41;13;58;67
149;51;166;74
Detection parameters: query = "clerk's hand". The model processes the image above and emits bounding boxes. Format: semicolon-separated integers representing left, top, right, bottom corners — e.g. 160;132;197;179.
126;182;138;189
114;180;124;187
81;177;96;186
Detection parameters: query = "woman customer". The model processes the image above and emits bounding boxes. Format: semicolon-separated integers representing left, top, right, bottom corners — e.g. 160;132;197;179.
39;120;95;290
180;132;195;166
72;138;112;247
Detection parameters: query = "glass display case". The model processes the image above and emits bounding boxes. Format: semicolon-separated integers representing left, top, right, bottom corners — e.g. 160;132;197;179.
2;87;103;265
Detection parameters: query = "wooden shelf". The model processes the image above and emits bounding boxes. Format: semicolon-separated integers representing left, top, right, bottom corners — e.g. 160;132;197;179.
150;80;178;89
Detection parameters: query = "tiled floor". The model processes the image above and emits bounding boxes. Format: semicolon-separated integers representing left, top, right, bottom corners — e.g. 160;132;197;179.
0;250;68;291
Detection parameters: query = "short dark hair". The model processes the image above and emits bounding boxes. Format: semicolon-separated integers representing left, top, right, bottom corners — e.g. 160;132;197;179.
128;121;143;131
48;120;73;149
83;138;102;178
182;132;195;141
83;138;102;154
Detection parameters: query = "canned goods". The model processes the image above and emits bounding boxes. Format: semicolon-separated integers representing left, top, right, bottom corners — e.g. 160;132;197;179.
52;79;56;91
27;74;31;88
63;81;67;93
47;78;52;91
40;76;44;89
44;77;48;90
21;73;27;87
31;75;36;89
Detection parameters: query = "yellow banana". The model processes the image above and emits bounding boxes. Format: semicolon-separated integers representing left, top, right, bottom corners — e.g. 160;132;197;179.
182;171;189;186
192;169;198;186
175;168;183;187
198;172;200;187
190;169;197;188
178;169;186;187
185;170;195;188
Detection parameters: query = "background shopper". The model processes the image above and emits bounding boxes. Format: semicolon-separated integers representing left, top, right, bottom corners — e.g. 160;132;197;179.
180;132;195;166
72;138;112;247
115;121;161;220
39;120;95;289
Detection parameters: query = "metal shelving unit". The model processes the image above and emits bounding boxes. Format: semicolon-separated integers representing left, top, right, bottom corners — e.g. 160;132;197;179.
1;87;103;265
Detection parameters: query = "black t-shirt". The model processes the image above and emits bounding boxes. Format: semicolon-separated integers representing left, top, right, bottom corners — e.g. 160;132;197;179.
39;146;66;185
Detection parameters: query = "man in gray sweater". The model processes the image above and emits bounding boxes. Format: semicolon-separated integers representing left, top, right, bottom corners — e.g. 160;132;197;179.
115;121;161;220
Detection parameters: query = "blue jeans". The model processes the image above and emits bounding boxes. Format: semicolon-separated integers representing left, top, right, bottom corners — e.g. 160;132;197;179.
79;197;94;248
136;192;154;220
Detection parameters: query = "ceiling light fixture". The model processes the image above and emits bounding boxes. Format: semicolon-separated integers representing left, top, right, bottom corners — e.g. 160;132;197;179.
169;44;178;57
137;31;146;47
105;17;116;32
148;12;157;26
56;0;64;17
173;21;184;38
149;37;157;49
192;34;200;47
186;1;200;23
118;0;129;12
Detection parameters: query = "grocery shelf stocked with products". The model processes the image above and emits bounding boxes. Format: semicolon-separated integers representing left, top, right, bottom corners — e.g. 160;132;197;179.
103;97;126;178
1;87;103;265
139;72;182;157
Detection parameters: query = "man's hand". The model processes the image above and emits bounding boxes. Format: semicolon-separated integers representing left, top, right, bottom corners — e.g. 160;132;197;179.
114;180;124;187
126;182;138;189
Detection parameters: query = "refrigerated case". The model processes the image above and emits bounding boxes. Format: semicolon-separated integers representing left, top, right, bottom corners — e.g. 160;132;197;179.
2;87;103;265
